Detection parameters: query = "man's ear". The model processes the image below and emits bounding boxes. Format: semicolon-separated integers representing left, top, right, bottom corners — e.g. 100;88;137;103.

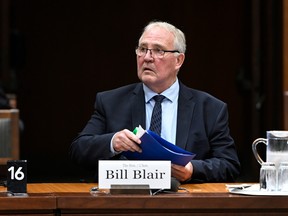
176;53;185;68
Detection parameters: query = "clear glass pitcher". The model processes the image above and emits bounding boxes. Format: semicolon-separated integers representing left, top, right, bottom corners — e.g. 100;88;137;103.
252;131;288;168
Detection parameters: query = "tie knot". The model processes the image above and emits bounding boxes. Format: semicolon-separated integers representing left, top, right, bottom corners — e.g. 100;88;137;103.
153;95;165;103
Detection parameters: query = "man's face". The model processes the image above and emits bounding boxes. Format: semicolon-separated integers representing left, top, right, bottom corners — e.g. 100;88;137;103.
136;26;185;93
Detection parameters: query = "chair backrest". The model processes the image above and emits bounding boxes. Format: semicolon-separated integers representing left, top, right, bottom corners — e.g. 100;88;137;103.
0;109;19;165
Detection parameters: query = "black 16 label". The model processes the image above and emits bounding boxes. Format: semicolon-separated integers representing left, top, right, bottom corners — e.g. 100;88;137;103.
7;160;27;194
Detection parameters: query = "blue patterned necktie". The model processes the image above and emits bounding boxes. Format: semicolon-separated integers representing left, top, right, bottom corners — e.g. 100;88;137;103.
149;95;165;136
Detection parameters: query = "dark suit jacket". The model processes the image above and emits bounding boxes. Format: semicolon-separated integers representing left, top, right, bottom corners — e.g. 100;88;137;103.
70;81;241;182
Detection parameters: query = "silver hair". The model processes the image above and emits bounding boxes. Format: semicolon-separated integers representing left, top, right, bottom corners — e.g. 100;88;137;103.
139;21;186;54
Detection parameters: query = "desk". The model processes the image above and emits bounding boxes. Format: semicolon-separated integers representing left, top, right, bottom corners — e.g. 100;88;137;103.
1;183;288;215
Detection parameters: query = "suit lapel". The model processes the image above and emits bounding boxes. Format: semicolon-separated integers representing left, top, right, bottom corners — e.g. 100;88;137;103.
176;83;195;149
131;83;146;129
130;82;195;149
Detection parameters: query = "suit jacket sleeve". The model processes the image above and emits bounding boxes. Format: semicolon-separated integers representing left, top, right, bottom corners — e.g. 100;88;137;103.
69;83;145;169
181;90;240;183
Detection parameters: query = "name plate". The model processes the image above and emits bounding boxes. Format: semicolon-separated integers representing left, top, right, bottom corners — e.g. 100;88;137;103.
98;160;171;189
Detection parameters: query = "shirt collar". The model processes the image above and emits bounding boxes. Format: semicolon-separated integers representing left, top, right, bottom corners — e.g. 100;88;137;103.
143;78;179;103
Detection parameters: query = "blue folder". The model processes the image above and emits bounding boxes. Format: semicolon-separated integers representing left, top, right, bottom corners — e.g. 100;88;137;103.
122;129;196;166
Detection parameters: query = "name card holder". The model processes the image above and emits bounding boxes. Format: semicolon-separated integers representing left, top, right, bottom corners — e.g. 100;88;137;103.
98;160;171;195
110;184;151;195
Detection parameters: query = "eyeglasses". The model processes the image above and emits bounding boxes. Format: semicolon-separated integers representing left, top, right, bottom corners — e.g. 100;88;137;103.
135;46;179;58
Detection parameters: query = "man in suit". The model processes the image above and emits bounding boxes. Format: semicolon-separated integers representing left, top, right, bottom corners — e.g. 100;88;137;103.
70;20;240;183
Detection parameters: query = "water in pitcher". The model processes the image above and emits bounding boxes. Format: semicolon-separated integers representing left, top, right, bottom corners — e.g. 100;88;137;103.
267;151;288;168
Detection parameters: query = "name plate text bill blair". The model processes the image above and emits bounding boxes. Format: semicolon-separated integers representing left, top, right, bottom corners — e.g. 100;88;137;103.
98;160;171;189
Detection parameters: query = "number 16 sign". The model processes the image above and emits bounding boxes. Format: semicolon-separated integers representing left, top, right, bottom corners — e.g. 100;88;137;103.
7;160;27;194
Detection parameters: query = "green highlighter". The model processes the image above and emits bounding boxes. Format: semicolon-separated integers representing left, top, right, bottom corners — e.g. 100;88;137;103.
133;127;138;135
132;125;145;138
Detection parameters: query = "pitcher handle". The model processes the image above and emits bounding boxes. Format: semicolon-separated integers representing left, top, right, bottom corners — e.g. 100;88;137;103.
252;138;267;165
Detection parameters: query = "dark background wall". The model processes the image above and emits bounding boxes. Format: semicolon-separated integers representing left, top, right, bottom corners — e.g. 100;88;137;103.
1;0;283;182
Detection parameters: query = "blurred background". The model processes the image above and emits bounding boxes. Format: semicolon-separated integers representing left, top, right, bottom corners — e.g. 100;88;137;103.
0;0;287;183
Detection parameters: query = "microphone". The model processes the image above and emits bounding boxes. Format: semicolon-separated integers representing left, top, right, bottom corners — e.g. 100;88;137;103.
151;177;180;195
169;177;180;192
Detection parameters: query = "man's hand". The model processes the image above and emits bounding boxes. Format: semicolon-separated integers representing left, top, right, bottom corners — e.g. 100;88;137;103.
112;129;142;153
171;162;193;182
